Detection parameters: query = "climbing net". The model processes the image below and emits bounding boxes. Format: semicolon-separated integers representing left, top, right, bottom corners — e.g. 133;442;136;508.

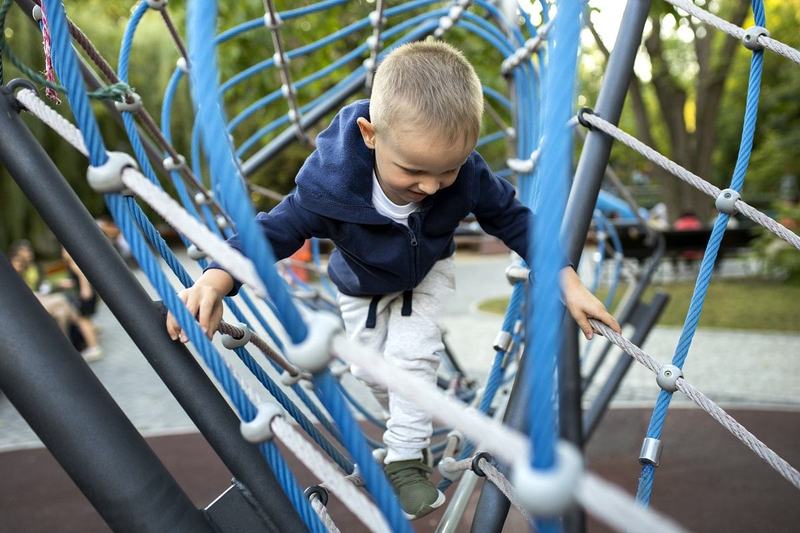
1;0;799;531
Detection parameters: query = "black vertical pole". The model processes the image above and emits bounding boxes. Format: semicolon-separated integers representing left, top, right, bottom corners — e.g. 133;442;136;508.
0;86;304;532
0;252;213;533
472;2;652;531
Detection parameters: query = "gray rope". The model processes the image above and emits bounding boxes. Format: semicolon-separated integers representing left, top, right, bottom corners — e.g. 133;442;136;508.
665;0;800;65
582;113;800;252
589;319;800;491
477;458;532;523
218;321;303;376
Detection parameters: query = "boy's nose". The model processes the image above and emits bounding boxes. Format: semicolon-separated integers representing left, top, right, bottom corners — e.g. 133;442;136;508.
418;180;439;194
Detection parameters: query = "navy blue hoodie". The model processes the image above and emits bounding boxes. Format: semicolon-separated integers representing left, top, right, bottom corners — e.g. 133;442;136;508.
221;100;530;297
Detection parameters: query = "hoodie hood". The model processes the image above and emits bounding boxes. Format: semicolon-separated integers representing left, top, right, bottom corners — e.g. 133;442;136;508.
294;100;388;224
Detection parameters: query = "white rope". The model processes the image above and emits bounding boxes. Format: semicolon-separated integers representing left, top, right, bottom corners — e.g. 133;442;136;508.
665;0;800;65
121;169;268;297
15;88;269;297
590;320;800;491
331;334;529;465
332;334;690;530
577;473;687;533
271;417;391;533
16;88;87;153
582;113;800;252
309;495;341;533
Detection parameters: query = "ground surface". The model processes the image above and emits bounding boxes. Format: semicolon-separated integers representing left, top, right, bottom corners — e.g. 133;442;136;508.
1;253;797;531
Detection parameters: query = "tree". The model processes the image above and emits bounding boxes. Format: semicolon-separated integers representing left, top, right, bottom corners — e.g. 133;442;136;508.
587;0;769;223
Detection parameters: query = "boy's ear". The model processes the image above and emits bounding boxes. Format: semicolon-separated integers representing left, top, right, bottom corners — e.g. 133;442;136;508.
356;117;376;149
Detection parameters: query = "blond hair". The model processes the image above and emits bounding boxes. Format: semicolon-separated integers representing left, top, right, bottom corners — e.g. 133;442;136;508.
369;41;483;147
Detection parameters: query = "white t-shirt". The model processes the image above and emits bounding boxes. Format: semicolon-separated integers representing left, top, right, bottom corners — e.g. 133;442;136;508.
371;173;419;227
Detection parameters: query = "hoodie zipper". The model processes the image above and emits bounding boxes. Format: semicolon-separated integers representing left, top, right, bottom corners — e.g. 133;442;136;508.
406;215;419;285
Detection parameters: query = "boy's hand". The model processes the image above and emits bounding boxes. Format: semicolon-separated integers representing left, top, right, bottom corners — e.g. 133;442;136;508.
165;269;234;343
560;267;621;340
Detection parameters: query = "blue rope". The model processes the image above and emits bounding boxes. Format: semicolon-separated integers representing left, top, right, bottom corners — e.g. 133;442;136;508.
187;0;308;344
636;0;766;505
438;283;525;492
42;0;107;165
44;1;324;525
520;1;582;530
315;372;413;533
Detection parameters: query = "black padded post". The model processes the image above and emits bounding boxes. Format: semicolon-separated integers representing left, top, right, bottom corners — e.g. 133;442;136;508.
0;86;304;532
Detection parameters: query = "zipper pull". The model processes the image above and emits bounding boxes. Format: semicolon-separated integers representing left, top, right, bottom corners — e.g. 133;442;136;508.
407;228;418;246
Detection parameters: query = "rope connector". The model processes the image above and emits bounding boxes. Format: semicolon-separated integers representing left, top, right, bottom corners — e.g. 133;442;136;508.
146;0;168;10
362;58;377;72
215;215;229;230
656;364;683;393
493;330;512;352
114;92;142;113
715;188;740;215
186;243;207;260
365;35;381;51
280;368;304;386
87;152;138;194
304;485;329;506
471;451;494;477
511;441;583;517
577;107;595;130
263;11;282;29
32;5;42;21
240;402;283;443
176;57;189;74
368;11;387;27
372;447;387;464
273;52;289;67
221;322;252;350
742;26;770;51
193;191;210;205
639;437;662;467
505;264;531;285
438;456;463;481
162;154;186;172
285;312;342;373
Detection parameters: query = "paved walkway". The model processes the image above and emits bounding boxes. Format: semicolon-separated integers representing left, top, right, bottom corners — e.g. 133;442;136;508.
1;253;798;451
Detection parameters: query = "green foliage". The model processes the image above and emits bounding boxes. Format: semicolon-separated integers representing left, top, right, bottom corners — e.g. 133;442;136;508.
479;276;800;332
752;200;800;284
716;1;800;197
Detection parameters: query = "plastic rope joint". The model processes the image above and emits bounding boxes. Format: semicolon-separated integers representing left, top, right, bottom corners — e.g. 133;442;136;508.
240;402;283;443
285;312;342;373
715;188;740;215
86;152;138;194
655;364;683;393
511;441;583;517
742;26;770;51
221;322;252;350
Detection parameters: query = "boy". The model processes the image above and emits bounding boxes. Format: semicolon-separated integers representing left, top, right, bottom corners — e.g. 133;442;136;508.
166;41;620;519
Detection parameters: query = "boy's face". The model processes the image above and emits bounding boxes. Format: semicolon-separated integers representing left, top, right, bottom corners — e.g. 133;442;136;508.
357;117;473;205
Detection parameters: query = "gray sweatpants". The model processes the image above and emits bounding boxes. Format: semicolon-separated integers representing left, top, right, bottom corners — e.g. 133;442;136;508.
338;257;455;463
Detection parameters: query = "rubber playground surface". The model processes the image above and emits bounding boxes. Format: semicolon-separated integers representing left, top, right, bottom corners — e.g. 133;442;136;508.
2;407;798;532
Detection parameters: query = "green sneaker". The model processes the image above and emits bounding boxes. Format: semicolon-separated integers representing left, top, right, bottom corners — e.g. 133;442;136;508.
385;459;446;519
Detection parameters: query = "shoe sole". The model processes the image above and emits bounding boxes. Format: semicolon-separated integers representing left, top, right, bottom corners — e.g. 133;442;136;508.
403;490;446;520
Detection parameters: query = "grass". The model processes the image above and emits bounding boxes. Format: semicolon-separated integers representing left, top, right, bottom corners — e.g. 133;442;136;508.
478;278;800;332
